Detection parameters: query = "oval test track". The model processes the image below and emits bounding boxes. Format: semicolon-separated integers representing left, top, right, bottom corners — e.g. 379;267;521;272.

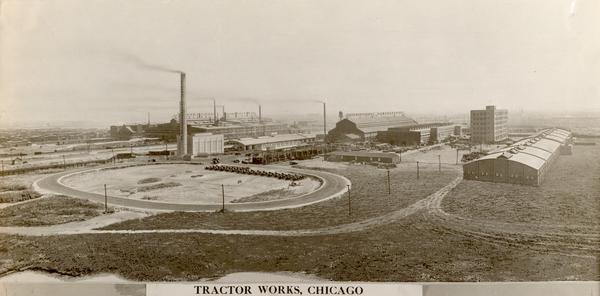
34;164;350;212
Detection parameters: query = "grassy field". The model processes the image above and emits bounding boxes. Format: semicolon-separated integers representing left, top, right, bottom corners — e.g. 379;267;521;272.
0;213;596;281
102;165;459;231
0;173;48;203
442;141;600;225
0;195;103;226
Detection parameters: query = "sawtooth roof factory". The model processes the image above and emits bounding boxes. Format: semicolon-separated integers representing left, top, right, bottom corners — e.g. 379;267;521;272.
463;128;572;186
326;112;418;142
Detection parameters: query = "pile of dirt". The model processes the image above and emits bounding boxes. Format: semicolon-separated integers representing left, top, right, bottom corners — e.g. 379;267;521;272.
137;182;182;193
137;177;161;184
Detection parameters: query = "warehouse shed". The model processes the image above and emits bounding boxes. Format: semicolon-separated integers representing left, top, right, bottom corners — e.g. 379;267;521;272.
463;128;571;186
325;151;400;164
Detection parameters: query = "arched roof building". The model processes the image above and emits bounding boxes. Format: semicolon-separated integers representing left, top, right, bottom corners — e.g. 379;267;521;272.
463;128;571;186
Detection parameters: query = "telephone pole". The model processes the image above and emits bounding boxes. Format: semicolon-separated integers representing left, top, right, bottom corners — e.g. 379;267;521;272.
386;169;391;195
104;184;108;213
438;155;441;172
62;155;66;170
417;161;420;179
347;184;351;216
221;184;225;212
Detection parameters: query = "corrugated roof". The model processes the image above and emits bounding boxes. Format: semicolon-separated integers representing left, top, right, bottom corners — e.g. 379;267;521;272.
466;128;571;170
353;115;418;134
530;138;560;153
327;151;399;158
508;153;546;169
231;134;316;146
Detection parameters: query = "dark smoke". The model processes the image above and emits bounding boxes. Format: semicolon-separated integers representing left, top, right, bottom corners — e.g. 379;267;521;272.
114;51;183;73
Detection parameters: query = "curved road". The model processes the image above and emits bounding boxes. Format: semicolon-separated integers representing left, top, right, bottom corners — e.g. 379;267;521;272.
34;164;350;212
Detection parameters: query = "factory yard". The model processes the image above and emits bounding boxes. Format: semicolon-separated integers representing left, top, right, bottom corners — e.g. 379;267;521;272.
0;144;598;282
61;164;321;204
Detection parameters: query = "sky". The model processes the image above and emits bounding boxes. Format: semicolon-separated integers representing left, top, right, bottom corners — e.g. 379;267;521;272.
1;0;599;127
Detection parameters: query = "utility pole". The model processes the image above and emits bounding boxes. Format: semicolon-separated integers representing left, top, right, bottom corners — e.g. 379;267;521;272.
104;184;108;213
347;184;351;216
221;184;225;212
62;155;66;170
417;161;420;179
387;169;391;195
438;155;441;172
165;142;168;160
111;148;115;164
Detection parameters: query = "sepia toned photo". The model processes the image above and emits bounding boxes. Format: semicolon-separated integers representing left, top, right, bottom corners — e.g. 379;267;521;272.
0;0;599;295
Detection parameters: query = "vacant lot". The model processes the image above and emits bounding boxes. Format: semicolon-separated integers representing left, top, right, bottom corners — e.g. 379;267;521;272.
103;164;459;231
0;214;596;281
62;164;320;204
443;141;600;226
0;195;103;226
0;173;49;203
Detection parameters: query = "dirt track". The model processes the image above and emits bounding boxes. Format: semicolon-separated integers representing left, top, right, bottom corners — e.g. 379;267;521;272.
34;163;350;212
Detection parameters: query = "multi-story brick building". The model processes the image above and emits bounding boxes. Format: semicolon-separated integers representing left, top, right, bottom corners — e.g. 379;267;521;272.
470;105;508;144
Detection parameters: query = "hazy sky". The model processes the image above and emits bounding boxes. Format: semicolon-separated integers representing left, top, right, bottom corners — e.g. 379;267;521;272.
1;0;599;126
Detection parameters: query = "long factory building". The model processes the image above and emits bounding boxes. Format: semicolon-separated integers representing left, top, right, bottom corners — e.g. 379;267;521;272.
463;128;572;186
326;112;418;142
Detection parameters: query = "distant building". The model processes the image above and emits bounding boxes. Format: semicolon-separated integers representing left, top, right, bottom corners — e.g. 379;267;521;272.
192;122;295;140
226;133;317;151
463;128;571;186
377;123;459;146
327;112;417;143
470;105;508;144
325;151;400;164
187;133;224;156
110;124;145;140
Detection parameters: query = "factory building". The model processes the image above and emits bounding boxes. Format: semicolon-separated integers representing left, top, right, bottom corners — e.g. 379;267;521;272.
109;124;145;140
187;133;224;156
193;122;295;140
327;112;417;143
377;123;459;146
227;133;317;151
463;128;571;186
470;105;508;144
325;151;400;164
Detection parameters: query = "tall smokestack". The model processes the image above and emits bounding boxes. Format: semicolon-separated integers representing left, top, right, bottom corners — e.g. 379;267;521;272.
323;102;326;141
222;105;226;121
258;105;262;123
213;99;217;126
178;72;187;156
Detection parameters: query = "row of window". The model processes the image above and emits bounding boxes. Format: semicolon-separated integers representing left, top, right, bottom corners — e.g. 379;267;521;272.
467;170;535;180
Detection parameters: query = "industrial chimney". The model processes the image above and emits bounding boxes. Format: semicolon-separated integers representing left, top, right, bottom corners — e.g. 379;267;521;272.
323;102;326;140
258;105;262;123
222;105;226;122
178;72;187;156
213;99;217;125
